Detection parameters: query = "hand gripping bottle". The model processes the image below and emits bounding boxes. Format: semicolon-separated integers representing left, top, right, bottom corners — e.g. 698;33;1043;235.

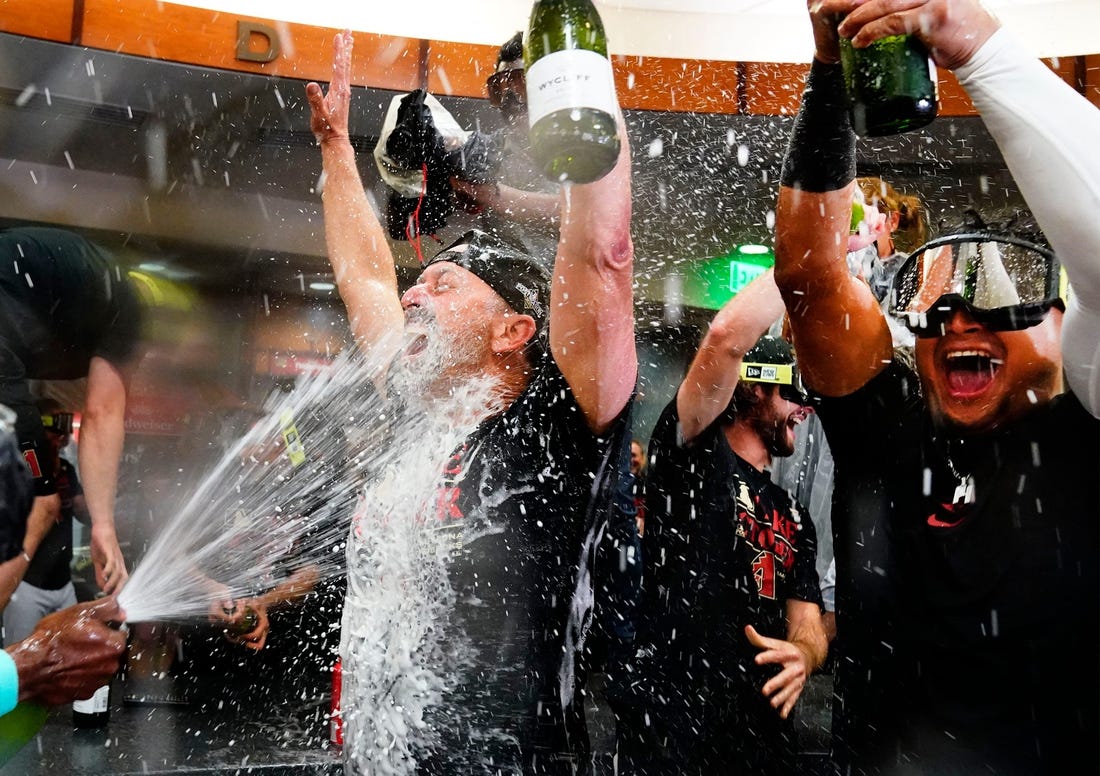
839;31;937;137
525;0;620;183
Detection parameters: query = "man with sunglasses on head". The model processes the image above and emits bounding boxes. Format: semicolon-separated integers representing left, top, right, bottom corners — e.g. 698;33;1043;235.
774;0;1100;773
449;32;561;262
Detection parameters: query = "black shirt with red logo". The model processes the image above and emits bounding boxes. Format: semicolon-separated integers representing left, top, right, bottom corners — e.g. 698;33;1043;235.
23;457;84;591
817;359;1100;775
618;399;821;775
347;354;636;774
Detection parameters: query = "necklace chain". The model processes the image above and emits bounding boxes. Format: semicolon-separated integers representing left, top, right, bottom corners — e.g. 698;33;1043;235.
936;438;975;505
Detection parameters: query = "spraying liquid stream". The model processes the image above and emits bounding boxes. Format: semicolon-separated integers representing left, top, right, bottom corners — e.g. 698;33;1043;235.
117;328;505;775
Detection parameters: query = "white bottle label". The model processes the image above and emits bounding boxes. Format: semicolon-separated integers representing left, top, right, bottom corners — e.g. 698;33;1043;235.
73;684;110;714
526;49;617;126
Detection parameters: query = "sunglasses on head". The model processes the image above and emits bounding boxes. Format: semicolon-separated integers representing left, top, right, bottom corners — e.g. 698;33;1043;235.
888;232;1064;338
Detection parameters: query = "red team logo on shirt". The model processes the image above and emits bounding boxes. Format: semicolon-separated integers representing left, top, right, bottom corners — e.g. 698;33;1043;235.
734;480;801;601
22;448;42;478
434;444;468;523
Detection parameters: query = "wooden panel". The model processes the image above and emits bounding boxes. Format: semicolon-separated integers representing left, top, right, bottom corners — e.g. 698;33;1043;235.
936;70;977;116
1086;54;1100;108
79;0;422;91
427;40;497;98
613;55;740;114
428;44;745;112
0;0;74;42
740;62;808;116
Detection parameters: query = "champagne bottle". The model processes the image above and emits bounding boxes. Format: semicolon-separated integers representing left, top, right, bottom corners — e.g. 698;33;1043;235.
525;0;620;184
226;605;259;637
838;33;937;137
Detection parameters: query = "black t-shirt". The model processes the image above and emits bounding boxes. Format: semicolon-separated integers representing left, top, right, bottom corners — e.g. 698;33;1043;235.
344;354;634;775
0;418;33;563
0;227;142;498
817;359;1100;775
0;227;142;379
622;399;821;775
23;457;83;590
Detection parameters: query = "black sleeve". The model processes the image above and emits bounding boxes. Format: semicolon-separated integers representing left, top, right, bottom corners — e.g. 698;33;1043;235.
0;417;34;562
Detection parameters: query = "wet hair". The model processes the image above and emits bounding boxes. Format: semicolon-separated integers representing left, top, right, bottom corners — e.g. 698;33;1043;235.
857;176;927;252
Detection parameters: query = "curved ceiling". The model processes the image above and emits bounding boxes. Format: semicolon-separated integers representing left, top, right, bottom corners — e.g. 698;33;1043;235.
170;0;1100;63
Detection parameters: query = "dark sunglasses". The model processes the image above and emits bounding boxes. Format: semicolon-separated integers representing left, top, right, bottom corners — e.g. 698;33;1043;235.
888;232;1064;337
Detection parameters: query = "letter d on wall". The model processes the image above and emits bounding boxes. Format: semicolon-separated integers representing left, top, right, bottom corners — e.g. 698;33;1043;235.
236;21;281;64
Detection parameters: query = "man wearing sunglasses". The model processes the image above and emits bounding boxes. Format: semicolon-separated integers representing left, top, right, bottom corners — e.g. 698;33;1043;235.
449;32;561;262
773;0;1100;773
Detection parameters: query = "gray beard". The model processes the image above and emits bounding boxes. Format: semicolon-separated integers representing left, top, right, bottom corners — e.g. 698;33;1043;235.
388;323;484;404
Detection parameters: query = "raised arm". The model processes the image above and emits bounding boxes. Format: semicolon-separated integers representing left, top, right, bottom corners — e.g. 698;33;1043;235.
773;2;893;397
80;356;131;595
550;111;636;434
305;31;403;356
676;268;786;443
951;23;1100;417
837;0;1100;416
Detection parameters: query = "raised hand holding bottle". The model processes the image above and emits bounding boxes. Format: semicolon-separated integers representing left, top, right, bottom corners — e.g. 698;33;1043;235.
525;0;620;184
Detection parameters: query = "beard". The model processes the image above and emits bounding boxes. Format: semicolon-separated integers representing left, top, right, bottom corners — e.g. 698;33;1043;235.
388;307;485;404
752;405;797;460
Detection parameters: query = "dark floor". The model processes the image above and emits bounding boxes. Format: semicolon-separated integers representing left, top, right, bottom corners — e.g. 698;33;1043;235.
584;669;836;775
1;661;837;775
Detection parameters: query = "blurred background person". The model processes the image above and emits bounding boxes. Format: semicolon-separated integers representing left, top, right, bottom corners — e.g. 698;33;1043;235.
2;398;91;646
0;227;144;606
628;439;646;536
849;176;928;303
450;31;561;261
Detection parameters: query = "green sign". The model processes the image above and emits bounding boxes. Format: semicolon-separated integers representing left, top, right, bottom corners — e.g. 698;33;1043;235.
681;248;774;310
729;258;770;294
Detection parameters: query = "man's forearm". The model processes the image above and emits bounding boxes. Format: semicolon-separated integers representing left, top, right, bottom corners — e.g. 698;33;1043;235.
319;138;403;349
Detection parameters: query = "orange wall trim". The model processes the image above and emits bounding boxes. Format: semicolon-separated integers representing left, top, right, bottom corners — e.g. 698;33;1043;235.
0;0;75;43
78;0;422;92
2;0;1094;115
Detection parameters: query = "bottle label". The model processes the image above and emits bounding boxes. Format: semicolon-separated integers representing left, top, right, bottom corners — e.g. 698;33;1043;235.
73;684;110;714
526;49;617;127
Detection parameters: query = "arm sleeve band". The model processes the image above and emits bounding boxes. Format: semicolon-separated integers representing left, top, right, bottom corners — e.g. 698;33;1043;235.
779;60;857;192
956;29;1100;417
0;651;18;715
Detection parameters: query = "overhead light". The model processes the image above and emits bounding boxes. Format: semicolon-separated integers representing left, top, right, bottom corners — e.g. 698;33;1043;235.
737;244;771;255
309;281;336;291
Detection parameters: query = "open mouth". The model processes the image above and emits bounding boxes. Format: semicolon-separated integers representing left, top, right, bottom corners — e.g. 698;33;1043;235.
404;333;429;358
944;350;1000;397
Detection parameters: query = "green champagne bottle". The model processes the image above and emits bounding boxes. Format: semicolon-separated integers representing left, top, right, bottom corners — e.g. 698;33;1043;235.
838;34;938;137
226;605;259;637
525;0;620;184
